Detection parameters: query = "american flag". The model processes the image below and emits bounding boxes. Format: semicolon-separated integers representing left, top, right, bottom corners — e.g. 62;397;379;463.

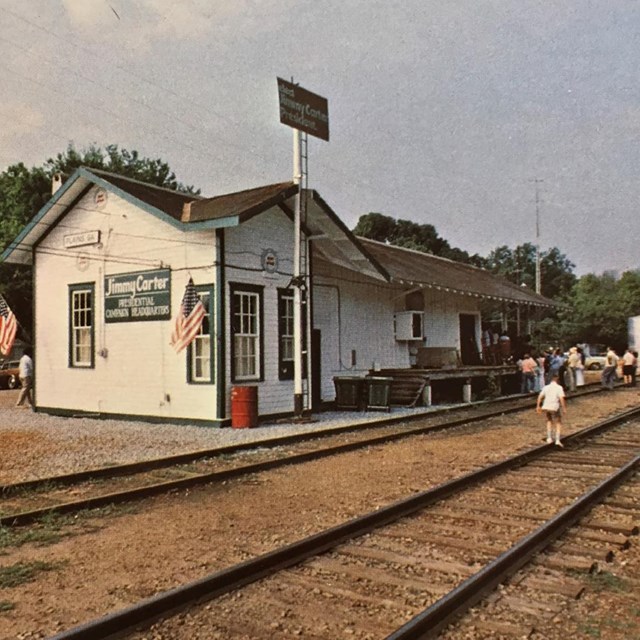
170;278;206;354
0;296;17;357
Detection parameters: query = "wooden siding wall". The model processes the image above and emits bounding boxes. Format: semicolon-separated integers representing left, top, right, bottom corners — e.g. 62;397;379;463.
422;288;481;351
313;262;408;401
313;264;483;400
33;184;485;421
223;207;298;416
34;186;218;421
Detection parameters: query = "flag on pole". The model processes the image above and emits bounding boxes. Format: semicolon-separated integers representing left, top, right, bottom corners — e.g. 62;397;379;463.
0;295;17;357
170;278;206;354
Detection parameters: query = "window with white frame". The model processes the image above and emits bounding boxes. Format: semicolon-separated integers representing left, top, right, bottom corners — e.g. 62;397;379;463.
188;287;213;383
231;284;262;381
69;283;94;368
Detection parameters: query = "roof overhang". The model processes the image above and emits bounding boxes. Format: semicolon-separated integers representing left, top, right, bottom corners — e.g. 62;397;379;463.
357;238;559;308
1;167;187;265
392;277;558;308
0;169;388;283
279;190;389;283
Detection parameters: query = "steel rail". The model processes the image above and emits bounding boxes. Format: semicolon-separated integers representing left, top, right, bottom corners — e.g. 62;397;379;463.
0;386;612;527
385;454;639;640
46;406;640;640
1;384;605;495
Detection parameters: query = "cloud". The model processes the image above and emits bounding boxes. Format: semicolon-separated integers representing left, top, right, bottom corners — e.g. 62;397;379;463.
61;0;114;28
59;0;262;44
0;102;44;136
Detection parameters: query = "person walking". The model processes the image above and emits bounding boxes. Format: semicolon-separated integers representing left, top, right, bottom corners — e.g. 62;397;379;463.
622;348;636;386
543;348;553;384
536;372;567;447
567;347;581;392
601;347;618;390
548;349;565;388
535;351;546;392
520;353;537;393
15;348;34;409
481;324;493;364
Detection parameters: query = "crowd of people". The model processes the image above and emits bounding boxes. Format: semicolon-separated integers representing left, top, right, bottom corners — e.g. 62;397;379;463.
478;333;637;448
529;344;636;448
482;325;637;449
515;344;638;394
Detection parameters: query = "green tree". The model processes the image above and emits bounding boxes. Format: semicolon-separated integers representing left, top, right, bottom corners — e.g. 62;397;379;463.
44;143;199;195
0;163;50;255
485;242;576;300
0;143;199;346
616;270;640;319
560;270;640;350
352;212;486;266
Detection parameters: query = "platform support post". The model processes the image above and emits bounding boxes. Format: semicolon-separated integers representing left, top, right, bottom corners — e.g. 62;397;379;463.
463;378;472;403
422;380;432;407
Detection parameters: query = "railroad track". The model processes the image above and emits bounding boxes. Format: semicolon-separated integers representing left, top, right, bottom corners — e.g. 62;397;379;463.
0;385;610;527
47;406;639;640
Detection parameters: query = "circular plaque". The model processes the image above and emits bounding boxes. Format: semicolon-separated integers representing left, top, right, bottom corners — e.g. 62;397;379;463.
261;248;279;274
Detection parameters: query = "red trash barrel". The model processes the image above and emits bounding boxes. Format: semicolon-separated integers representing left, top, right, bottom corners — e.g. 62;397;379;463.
231;385;258;428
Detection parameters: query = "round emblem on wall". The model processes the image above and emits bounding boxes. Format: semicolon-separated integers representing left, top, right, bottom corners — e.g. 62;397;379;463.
94;187;108;209
76;252;90;271
261;248;279;274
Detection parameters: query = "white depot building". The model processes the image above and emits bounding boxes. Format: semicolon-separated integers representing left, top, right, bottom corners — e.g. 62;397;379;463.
2;168;554;425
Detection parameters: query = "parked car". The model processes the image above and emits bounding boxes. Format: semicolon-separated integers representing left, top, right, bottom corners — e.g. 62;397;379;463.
585;354;607;370
0;360;20;389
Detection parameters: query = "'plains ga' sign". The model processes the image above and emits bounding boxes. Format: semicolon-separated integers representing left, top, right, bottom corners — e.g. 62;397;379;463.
104;268;171;323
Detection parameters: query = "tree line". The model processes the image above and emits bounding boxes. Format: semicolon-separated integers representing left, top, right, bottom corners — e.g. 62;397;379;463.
0;144;637;352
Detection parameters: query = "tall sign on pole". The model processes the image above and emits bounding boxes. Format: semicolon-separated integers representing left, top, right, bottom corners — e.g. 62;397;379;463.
277;78;329;141
277;78;329;417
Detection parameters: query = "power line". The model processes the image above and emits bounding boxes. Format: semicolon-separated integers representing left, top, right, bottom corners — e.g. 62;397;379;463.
0;33;250;159
0;16;274;182
1;6;240;129
0;61;228;166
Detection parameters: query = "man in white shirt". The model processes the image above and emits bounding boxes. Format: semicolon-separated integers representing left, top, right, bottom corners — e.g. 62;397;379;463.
601;347;618;390
536;373;567;446
15;348;34;409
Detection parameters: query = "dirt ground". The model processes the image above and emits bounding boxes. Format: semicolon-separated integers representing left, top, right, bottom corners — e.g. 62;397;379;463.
1;386;639;640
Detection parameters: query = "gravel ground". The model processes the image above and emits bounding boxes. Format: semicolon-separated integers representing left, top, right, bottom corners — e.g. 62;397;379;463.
2;383;638;639
0;389;451;483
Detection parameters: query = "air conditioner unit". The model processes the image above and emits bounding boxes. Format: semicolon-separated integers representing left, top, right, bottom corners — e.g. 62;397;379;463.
394;311;425;341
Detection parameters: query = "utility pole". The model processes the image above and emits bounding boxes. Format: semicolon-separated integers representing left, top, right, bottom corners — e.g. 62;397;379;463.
531;178;543;295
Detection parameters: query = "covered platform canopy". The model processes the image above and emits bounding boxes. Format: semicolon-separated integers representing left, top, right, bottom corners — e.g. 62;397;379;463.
359;238;557;308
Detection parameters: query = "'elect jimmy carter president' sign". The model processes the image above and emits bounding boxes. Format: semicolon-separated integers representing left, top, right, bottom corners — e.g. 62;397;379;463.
277;78;329;141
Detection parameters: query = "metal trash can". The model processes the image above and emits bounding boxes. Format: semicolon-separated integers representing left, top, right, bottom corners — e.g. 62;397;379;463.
230;385;258;428
333;376;365;410
365;376;393;411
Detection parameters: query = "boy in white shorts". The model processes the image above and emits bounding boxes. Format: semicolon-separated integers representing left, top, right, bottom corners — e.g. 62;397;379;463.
536;373;567;446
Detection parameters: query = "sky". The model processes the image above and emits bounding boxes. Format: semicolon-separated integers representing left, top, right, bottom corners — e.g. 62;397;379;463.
1;0;639;277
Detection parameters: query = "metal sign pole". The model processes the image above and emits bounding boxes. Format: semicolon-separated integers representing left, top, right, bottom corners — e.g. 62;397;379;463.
277;77;329;419
293;127;304;417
